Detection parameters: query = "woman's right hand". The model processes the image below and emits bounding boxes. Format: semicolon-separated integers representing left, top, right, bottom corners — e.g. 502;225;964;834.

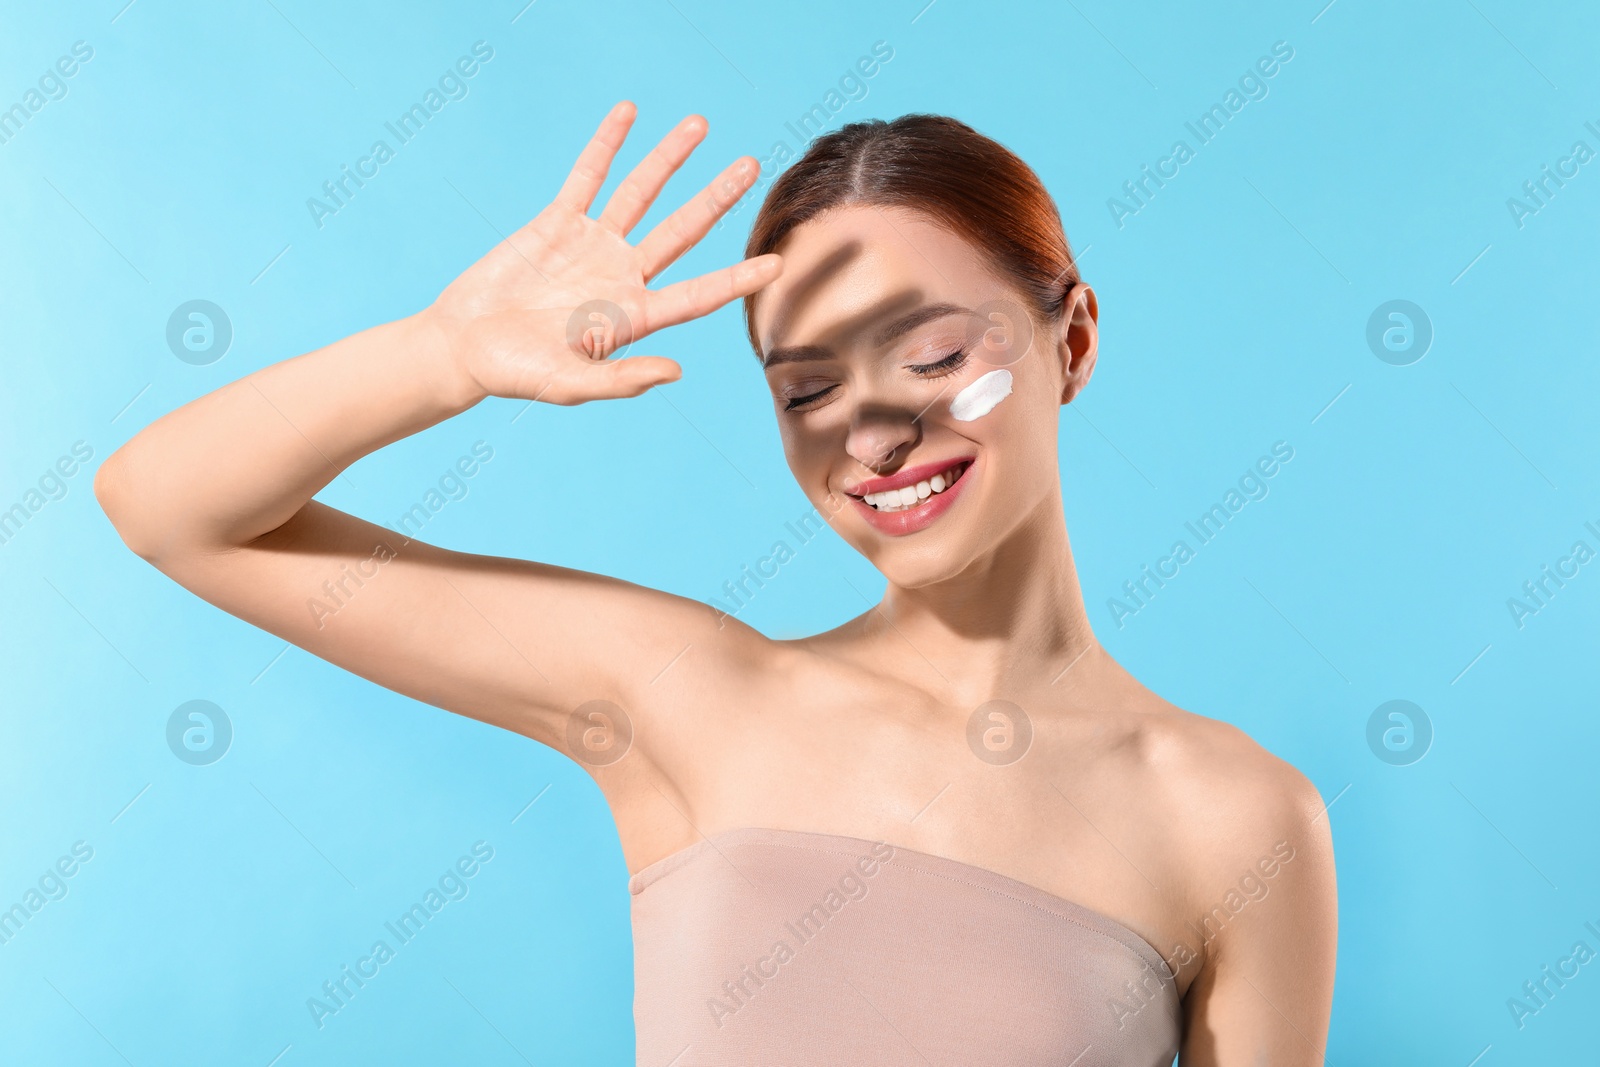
424;101;783;406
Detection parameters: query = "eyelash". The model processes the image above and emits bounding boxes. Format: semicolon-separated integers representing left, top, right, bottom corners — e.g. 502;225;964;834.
783;348;970;411
911;347;969;377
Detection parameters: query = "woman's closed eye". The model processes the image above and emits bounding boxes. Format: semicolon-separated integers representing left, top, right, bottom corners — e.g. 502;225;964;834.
779;348;972;412
908;347;969;378
784;383;837;411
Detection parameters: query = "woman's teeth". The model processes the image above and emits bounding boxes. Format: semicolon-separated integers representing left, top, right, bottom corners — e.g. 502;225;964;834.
863;462;968;512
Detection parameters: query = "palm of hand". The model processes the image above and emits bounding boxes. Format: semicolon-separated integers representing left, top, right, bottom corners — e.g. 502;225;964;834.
427;103;782;406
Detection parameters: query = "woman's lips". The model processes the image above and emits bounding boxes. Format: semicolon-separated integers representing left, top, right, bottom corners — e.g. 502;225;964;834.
846;458;974;536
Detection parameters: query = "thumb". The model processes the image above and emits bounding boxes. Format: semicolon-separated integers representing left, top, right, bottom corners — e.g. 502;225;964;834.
586;354;682;398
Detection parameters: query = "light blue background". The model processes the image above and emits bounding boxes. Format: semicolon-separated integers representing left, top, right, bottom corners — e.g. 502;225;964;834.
2;0;1597;1063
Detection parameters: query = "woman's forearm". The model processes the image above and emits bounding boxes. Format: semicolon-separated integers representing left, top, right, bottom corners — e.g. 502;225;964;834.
97;308;482;561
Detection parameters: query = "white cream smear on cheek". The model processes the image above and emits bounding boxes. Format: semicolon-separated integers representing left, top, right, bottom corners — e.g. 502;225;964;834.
948;369;1013;421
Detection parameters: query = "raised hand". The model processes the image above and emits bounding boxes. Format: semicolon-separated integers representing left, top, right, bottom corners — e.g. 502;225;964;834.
426;101;782;405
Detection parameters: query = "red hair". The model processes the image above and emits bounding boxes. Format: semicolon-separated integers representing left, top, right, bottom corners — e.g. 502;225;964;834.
742;114;1079;353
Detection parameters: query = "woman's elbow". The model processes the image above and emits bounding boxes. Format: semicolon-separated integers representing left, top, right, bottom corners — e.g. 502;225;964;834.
94;449;159;561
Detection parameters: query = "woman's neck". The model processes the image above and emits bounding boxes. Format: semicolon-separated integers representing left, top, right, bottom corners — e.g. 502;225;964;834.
866;491;1100;707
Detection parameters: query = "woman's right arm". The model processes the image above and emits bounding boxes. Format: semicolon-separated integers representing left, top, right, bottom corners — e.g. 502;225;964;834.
94;102;782;749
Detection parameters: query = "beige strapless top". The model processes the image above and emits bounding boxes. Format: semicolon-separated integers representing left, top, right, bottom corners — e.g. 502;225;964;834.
628;827;1181;1066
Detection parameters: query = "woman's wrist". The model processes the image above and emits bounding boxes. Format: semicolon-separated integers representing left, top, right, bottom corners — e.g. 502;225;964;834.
403;304;491;414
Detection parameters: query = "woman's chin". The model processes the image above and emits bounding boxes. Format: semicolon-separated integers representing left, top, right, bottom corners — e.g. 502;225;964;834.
868;540;983;591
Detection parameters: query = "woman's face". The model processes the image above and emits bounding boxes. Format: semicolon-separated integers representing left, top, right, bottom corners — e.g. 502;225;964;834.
750;205;1097;588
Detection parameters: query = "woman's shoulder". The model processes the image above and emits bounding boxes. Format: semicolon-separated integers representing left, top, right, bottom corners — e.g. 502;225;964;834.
1113;693;1334;905
1141;700;1320;815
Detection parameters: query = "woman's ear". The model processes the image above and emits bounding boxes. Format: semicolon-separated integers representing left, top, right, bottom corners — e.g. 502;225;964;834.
1057;283;1098;405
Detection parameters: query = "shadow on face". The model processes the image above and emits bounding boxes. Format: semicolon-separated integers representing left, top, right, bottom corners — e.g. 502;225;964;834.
750;205;1081;589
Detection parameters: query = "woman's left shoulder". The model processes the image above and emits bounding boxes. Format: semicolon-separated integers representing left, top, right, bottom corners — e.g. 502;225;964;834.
1127;702;1335;883
1152;709;1321;813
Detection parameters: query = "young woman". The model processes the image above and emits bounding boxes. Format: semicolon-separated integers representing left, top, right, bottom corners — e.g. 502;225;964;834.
96;102;1336;1065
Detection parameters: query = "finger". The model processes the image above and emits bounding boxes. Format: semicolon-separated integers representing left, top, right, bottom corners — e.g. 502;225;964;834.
637;155;761;281
554;101;637;215
642;254;783;333
596;114;708;238
578;355;682;399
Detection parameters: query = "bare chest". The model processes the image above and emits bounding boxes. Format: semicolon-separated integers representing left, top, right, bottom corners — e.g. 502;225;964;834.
607;681;1200;993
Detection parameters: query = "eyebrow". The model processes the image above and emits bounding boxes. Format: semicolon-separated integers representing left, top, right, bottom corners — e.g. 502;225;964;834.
761;302;971;369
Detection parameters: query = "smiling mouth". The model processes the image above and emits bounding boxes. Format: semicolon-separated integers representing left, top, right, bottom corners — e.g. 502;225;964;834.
854;460;972;512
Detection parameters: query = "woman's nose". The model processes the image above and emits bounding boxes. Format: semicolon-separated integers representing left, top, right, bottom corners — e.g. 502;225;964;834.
845;404;921;475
